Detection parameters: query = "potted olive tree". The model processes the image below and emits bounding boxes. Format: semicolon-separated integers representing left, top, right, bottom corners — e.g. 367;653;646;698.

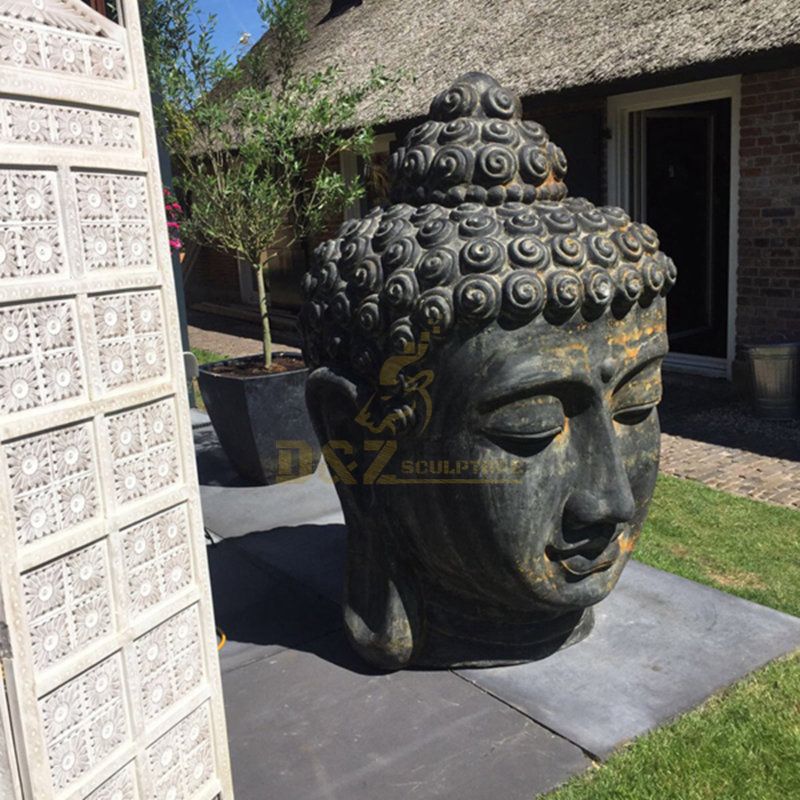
158;0;396;483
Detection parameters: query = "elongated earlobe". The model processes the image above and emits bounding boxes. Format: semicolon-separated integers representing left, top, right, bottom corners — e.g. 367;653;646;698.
342;519;419;670
306;368;421;669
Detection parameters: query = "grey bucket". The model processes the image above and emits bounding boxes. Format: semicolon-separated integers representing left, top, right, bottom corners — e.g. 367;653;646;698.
745;342;800;419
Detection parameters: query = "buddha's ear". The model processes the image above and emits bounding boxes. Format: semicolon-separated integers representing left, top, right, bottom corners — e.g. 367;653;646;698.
342;532;420;670
305;367;360;449
305;367;421;670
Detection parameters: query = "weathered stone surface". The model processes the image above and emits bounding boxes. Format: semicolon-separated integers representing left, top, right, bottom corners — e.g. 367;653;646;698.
300;72;677;669
0;2;232;798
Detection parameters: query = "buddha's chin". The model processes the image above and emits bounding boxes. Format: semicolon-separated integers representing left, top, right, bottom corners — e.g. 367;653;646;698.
511;548;629;611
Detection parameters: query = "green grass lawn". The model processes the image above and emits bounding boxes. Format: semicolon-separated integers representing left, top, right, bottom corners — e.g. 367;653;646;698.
190;346;229;365
189;347;229;411
640;475;800;617
545;475;800;800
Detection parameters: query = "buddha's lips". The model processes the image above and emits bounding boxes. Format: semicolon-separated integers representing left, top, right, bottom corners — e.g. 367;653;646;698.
547;533;623;577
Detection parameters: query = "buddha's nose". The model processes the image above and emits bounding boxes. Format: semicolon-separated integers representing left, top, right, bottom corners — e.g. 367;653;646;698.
562;415;636;529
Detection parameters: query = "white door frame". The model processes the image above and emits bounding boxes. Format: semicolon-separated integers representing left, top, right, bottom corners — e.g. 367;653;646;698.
606;76;741;379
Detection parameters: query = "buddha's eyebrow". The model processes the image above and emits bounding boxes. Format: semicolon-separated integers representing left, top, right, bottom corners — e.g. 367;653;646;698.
612;355;664;395
476;360;585;413
475;332;668;411
610;335;669;388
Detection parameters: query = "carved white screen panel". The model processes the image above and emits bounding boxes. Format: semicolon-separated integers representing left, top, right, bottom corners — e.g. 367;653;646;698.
0;2;233;799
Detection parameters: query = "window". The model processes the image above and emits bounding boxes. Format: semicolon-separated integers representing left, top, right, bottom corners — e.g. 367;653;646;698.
81;0;121;23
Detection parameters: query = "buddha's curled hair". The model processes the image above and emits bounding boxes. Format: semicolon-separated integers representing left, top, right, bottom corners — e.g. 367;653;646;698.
299;73;676;389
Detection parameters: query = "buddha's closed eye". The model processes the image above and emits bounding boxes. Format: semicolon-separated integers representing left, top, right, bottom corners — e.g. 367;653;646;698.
611;359;663;425
479;358;664;454
480;394;567;456
483;394;566;442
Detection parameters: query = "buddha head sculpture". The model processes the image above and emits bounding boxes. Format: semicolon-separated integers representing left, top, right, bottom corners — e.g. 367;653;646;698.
300;73;676;670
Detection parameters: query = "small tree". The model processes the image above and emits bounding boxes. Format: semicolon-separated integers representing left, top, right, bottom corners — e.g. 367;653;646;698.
156;0;397;370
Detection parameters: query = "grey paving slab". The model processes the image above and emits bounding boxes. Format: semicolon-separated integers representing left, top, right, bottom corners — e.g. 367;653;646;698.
222;631;590;800
208;539;342;674
460;560;800;758
229;523;347;603
196;423;343;537
197;423;800;790
190;408;212;428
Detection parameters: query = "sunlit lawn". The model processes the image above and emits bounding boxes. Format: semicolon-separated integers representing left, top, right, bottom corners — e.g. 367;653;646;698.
190;346;228;365
189;346;228;411
545;475;800;800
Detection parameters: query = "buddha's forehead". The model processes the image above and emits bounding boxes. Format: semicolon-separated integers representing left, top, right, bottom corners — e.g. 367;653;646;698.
434;301;667;395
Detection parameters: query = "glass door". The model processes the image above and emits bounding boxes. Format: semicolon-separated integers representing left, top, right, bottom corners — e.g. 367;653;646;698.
629;99;731;358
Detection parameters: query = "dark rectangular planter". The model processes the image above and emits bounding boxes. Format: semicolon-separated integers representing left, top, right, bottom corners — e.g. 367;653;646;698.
197;353;321;484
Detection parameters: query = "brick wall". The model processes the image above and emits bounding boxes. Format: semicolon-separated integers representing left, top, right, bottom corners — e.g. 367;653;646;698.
738;67;800;346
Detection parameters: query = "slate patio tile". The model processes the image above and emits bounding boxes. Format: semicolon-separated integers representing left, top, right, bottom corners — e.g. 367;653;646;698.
459;560;800;759
199;454;344;538
221;630;590;800
229;523;348;603
208;539;342;673
197;423;800;788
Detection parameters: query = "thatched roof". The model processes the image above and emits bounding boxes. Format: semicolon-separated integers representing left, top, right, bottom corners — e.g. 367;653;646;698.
276;0;800;125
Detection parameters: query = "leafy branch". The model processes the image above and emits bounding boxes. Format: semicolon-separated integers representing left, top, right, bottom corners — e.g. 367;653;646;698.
152;0;401;369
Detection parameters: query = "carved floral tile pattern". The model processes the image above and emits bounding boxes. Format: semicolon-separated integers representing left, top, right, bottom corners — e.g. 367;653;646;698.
0;168;66;281
121;505;193;620
145;703;214;800
97;112;137;149
0;169;58;219
0;299;85;415
14;171;56;220
0;99;139;150
134;606;204;724
22;540;113;671
0;0;103;36
39;654;129;792
6;421;100;546
92;290;168;392
0;21;41;69
74;172;154;272
7;99;49;142
85;762;137;800
0;9;128;80
54;106;94;146
45;33;84;73
108;399;181;506
88;41;127;81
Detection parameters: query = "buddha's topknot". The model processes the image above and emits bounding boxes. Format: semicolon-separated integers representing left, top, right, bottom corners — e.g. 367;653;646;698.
300;73;676;389
389;71;568;207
